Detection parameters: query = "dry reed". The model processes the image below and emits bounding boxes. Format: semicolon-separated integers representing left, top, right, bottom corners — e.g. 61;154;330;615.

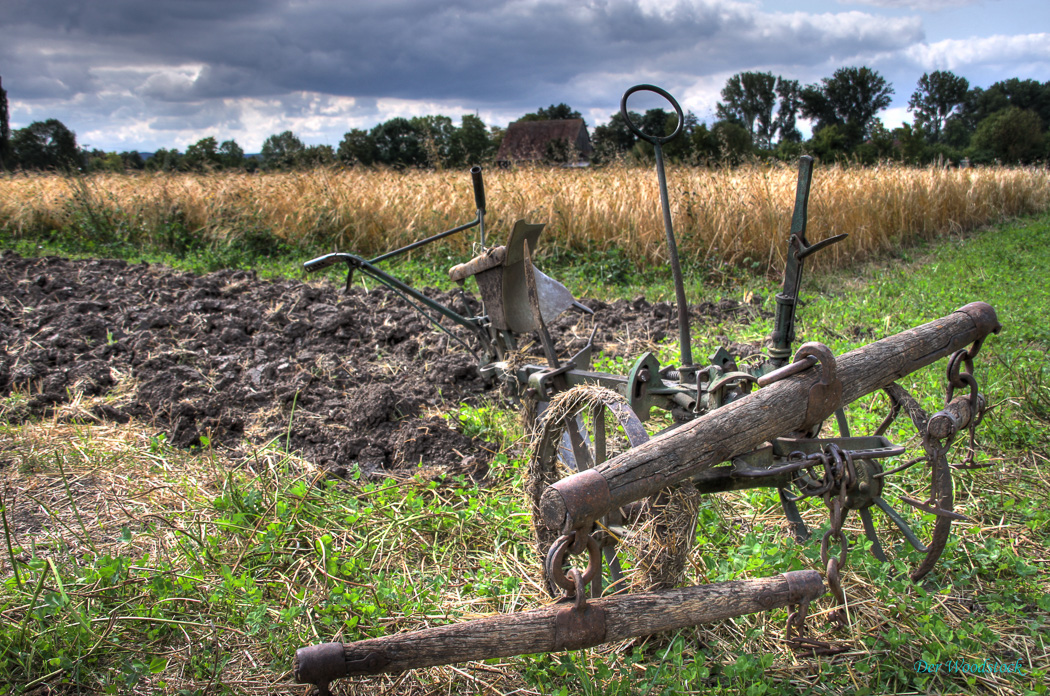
1;164;1048;272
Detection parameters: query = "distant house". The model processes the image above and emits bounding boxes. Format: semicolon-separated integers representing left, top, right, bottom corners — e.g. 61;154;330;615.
495;119;593;166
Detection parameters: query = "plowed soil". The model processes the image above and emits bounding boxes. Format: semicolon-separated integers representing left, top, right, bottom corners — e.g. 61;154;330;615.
0;251;767;480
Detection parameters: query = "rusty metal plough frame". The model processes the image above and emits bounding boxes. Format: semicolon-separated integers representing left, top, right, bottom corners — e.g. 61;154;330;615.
295;84;1001;691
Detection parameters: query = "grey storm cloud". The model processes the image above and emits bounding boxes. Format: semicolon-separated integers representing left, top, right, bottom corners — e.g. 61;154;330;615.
1;0;923;106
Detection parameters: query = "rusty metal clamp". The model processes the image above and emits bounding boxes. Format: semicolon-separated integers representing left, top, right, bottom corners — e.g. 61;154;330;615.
756;342;841;433
795;343;842;431
553;566;608;651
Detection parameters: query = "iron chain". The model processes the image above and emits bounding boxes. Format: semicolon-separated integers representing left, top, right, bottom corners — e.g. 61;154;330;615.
945;346;990;470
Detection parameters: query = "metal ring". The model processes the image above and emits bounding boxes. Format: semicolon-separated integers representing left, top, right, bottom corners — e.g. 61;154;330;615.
946;371;978;408
946;349;974;390
824;494;844;532
620;84;684;146
965;336;985;362
548;532;602;592
820;528;849;569
826;557;846;605
843;451;857;490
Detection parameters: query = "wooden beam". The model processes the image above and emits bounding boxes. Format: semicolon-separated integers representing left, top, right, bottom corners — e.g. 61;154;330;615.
295;570;824;688
540;302;1000;532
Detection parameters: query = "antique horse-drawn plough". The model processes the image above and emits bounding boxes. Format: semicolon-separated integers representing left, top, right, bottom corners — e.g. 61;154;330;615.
293;86;1001;693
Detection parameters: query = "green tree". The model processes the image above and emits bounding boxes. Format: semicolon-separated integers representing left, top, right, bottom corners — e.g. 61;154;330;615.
410;115;456;168
83;149;128;173
301;144;335;167
120;151;145;170
184;136;221;171
338;129;378;166
10;119;82;170
454;114;492;166
710;120;752;165
260;130;305;170
908;71;969;143
217;140;244;169
717;73;802;148
519;104;582;122
941;113;975;149
690;122;718;163
892;123;928;164
591;111;642;163
0;76;10;171
855;120;897;164
626;109;696;164
145;148;182;171
544;137;573;164
717;72;777;148
370;118;426;168
970;107;1044;163
955;79;1050;140
807;124;850;163
802;66;894;150
661;111;699;162
774;78;803;143
83;148;112;172
488;125;506;158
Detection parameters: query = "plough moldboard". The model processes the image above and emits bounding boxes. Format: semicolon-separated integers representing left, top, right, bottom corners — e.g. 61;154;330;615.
294;85;1001;694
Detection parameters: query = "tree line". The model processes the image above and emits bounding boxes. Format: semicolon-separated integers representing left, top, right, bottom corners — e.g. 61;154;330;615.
598;68;1048;167
1;68;1047;173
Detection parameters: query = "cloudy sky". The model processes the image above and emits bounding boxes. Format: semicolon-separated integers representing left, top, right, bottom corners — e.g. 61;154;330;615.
2;0;1047;153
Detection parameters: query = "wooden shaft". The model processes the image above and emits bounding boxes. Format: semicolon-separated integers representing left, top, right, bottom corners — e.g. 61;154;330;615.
928;393;982;441
295;570;824;685
540;302;1000;532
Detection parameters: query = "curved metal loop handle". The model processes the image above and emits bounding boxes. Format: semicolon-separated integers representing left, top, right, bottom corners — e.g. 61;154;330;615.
793;342;837;386
620;84;684;146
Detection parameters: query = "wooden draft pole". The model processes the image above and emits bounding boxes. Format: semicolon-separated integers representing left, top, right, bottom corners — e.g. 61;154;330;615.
540;302;1001;532
296;570;825;692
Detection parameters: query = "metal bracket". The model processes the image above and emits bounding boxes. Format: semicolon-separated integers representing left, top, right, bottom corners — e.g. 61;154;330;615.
794;343;841;431
553;603;607;651
528;361;578;401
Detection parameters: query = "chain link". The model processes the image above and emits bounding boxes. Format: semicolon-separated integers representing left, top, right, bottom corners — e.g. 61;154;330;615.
546;530;601;600
820;452;850;629
944;346;991;470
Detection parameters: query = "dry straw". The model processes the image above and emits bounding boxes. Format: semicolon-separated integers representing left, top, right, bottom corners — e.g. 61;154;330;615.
2;163;1048;272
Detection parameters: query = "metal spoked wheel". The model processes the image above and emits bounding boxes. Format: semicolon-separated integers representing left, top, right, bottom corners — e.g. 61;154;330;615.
526;386;699;597
851;382;955;581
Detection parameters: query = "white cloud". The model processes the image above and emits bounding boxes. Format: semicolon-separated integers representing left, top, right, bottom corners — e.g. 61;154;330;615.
838;0;981;8
879;105;913;129
0;0;1041;151
905;33;1050;70
138;66;205;102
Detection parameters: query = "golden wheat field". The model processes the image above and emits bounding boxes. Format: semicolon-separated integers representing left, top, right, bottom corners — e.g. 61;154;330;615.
1;164;1048;272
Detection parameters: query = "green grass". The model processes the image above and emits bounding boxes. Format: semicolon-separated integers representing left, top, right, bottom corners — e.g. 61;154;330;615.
1;214;1048;694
